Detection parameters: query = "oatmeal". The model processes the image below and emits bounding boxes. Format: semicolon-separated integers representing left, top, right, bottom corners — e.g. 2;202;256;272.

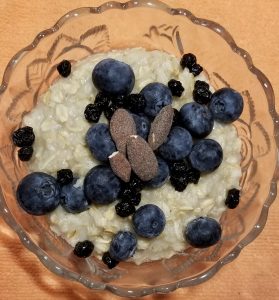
22;48;242;265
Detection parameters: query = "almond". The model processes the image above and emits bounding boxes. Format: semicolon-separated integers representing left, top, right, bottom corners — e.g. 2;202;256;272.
109;151;131;182
127;135;158;181
110;108;137;153
148;105;174;150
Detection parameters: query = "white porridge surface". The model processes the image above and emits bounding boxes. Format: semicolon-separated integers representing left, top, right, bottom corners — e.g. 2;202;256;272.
23;48;242;265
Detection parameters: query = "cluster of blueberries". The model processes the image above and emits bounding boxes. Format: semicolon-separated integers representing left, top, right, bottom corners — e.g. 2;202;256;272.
14;53;242;268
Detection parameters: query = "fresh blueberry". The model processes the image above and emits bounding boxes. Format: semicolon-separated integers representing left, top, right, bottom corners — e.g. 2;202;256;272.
209;88;244;123
132;204;166;238
184;217;222;248
92;58;135;96
86;123;116;162
158;126;193;161
189;139;223;172
16;172;60;215
146;157;169;188
131;113;151;140
109;231;137;261
84;165;121;205
60;181;89;214
180;102;214;138
140;83;172;117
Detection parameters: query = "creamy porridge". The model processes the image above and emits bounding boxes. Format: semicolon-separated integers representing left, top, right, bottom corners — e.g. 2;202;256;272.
21;48;242;265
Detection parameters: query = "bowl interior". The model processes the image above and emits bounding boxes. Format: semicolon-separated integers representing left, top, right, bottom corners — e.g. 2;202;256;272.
0;1;278;297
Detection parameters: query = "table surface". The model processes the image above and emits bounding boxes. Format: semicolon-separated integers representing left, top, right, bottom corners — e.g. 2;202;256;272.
0;1;279;299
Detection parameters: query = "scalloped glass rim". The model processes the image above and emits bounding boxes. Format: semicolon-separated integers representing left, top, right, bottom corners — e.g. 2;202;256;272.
0;0;278;297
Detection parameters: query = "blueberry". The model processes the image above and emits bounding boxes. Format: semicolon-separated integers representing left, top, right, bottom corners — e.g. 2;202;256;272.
60;181;89;214
57;60;71;78
102;251;119;269
132;204;166;238
158;126;193;161
209;88;244;123
84;165;121;205
184;217;222;248
86;123;116;162
189;139;223;172
92;58;135;96
109;231;137;261
18;146;33;161
180;102;214;138
12;126;35;147
140;83;172;117
74;240;94;258
146;157;169;188
16;172;60;215
131;113;151;140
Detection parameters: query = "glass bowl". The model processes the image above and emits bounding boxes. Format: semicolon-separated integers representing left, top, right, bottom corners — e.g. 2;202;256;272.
0;0;278;297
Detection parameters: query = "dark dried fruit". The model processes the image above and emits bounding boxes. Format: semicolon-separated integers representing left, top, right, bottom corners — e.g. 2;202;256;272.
84;103;102;123
194;80;210;90
225;188;240;209
180;53;197;69
57;169;73;185
193;85;212;105
170;176;187;192
168;79;185;97
126;94;146;113
190;64;203;77
129;193;141;206
57;60;71;78
18;146;33;161
172;108;183;127
12;126;35;147
185;167;200;184
102;251;119;269
169;160;188;177
115;200;136;217
110;95;127;108
94;92;111;109
104;103;118;120
73;240;94;258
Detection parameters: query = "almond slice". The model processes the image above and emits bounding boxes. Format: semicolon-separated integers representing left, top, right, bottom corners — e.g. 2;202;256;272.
148;105;174;150
127;135;158;181
110;108;137;153
109;151;131;182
